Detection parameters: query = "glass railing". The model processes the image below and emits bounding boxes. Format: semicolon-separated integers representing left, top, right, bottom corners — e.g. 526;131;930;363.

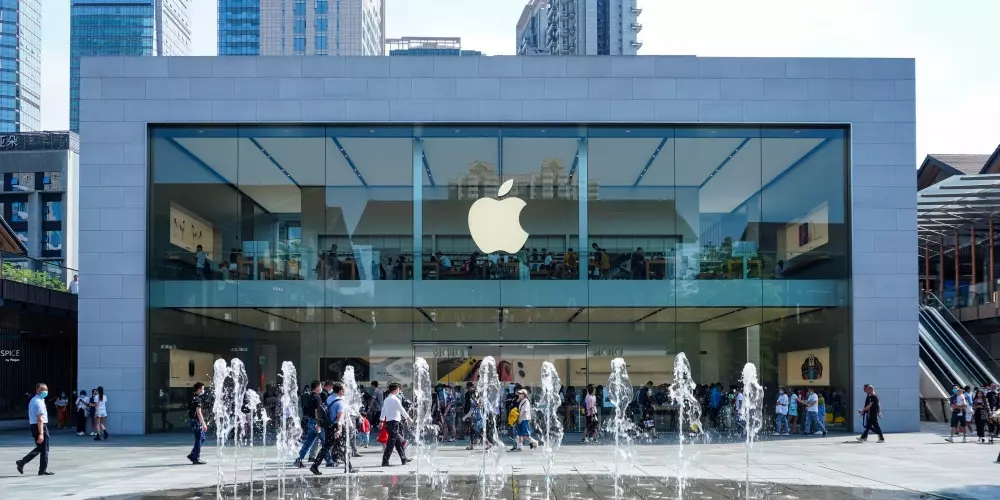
150;248;847;283
0;251;77;293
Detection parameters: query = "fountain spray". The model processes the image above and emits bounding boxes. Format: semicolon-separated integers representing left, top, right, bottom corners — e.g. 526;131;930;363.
211;359;231;498
276;361;301;495
606;357;635;493
668;352;705;499
740;363;765;496
230;358;248;498
476;356;504;498
540;361;564;499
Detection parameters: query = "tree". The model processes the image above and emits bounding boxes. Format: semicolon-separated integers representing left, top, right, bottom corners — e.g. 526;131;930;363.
1;262;67;292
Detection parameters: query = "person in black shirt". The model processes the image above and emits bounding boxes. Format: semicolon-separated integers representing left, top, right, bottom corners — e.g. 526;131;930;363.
186;382;208;465
630;247;646;280
857;384;884;443
294;381;334;468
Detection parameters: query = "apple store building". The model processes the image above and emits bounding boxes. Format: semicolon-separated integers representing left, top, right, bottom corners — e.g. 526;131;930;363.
78;55;918;434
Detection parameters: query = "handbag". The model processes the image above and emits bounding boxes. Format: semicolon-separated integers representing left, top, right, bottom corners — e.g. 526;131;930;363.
377;423;389;444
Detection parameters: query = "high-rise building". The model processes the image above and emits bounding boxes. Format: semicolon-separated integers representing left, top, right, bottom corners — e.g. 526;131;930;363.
218;0;261;55
387;37;483;56
223;0;385;56
0;1;41;133
516;0;642;56
70;0;192;132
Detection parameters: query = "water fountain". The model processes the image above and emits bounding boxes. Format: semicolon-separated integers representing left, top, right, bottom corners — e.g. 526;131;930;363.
411;357;442;489
230;359;248;498
606;357;635;492
739;363;765;497
476;356;504;498
668;352;705;499
211;359;232;499
276;361;301;495
539;361;564;498
243;389;261;499
342;365;363;474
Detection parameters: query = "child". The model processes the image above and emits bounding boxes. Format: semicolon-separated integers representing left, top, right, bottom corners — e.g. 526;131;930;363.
511;389;538;451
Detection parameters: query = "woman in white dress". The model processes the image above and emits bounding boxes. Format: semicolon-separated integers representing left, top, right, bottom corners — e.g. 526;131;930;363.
91;386;109;440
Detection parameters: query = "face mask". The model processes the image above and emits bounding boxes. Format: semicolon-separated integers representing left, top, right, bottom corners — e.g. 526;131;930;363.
40;391;48;398
952;388;958;395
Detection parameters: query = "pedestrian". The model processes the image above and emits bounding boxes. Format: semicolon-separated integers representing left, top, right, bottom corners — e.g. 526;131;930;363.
774;387;790;436
856;384;884;443
55;392;69;429
511;388;539;451
582;384;599;443
379;383;413;467
186;382;208;464
74;390;88;436
310;382;356;475
368;381;384;444
972;388;988;443
90;386;108;440
803;388;827;436
947;386;968;442
787;389;800;434
294;381;334;469
87;388;98;436
463;389;488;450
16;383;54;476
442;386;458;442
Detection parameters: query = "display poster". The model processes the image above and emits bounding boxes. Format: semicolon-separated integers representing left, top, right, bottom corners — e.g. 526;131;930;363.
170;203;214;254
779;347;830;387
168;349;217;388
781;202;829;261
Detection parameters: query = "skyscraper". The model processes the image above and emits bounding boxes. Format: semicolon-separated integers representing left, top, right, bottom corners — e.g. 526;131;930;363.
221;0;385;56
516;0;642;56
0;0;41;132
70;0;192;132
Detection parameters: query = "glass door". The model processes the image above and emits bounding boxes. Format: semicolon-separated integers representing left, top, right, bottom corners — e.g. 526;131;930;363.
498;344;588;434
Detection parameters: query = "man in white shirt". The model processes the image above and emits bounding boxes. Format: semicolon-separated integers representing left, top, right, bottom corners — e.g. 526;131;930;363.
379;383;412;467
17;383;53;476
68;275;79;294
803;388;827;436
774;388;790;436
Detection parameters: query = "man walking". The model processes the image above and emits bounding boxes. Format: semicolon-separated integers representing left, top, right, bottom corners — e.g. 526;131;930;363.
774;387;790;436
379;383;412;467
856;384;884;443
295;381;334;468
16;383;54;475
186;382;208;464
311;382;356;475
803;388;827;436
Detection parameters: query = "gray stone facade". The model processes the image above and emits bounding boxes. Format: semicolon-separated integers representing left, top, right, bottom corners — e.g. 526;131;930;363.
78;55;916;434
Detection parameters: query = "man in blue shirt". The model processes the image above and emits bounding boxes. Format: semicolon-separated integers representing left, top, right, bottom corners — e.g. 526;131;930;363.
17;383;54;476
709;384;723;427
310;382;355;475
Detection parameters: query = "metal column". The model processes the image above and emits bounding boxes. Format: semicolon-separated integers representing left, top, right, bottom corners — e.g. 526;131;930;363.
972;225;977;287
924;242;930;293
955;230;960;304
939;236;945;298
991;218;995;298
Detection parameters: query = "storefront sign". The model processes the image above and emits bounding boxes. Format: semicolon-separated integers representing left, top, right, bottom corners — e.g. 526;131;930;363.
0;135;19;149
591;347;624;357
433;346;470;358
1;349;21;362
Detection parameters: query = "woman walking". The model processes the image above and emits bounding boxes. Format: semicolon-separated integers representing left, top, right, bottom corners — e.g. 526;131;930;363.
91;386;108;440
973;389;989;443
74;390;89;436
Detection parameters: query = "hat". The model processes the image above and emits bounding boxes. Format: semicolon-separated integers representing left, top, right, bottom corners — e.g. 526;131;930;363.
517;389;528;396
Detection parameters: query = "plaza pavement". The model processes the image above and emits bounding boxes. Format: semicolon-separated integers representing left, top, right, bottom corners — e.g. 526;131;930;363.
0;423;997;499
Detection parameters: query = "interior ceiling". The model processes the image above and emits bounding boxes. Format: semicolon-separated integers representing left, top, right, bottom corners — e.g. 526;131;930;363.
177;306;824;333
166;133;826;216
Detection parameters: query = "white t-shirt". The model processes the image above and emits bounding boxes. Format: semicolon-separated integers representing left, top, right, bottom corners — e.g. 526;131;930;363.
518;397;532;422
776;394;789;415
806;393;819;412
69;280;79;294
379;393;406;422
95;396;108;414
76;395;89;411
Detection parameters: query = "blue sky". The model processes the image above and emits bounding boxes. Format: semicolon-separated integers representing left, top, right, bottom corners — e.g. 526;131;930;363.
42;0;999;163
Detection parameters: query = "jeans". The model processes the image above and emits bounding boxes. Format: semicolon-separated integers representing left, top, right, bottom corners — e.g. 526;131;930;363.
775;413;789;434
21;424;49;473
298;419;332;465
804;411;825;434
189;419;205;460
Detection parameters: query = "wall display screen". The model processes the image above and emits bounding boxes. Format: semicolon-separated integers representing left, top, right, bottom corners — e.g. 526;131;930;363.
168;349;217;388
320;357;412;384
169;203;214;254
779;347;830;387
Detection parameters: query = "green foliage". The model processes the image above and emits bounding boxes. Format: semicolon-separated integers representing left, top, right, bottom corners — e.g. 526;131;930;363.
1;262;67;292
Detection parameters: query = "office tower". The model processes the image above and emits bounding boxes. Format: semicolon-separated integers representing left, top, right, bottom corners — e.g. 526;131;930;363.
0;1;41;132
70;0;192;132
231;0;384;56
516;0;642;56
387;37;483;56
218;0;261;55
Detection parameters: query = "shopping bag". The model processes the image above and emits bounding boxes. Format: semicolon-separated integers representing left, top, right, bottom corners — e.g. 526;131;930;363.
377;423;389;444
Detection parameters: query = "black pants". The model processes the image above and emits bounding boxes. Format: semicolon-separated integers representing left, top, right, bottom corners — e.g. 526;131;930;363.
312;427;344;469
381;420;407;465
21;425;49;472
860;414;883;441
974;411;986;438
75;409;87;433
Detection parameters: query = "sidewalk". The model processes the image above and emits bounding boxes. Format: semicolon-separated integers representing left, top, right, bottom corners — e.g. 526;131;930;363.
0;424;997;499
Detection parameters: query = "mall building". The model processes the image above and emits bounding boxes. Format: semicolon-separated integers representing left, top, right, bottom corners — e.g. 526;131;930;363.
77;55;917;435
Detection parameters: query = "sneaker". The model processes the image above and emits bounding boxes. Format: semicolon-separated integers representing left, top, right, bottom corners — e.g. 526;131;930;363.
15;460;24;474
76;432;84;436
38;471;54;476
945;437;954;442
782;433;790;436
856;437;866;443
293;459;304;468
309;465;321;476
876;439;885;443
352;452;363;458
89;432;97;436
822;430;827;437
529;442;537;450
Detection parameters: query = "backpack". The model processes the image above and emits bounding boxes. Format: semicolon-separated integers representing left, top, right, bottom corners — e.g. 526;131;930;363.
317;397;340;428
507;407;519;426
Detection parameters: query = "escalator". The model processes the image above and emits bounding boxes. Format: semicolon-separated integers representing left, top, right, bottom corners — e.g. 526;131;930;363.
918;305;998;391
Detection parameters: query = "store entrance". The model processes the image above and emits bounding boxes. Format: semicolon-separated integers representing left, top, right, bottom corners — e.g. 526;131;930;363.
413;343;589;433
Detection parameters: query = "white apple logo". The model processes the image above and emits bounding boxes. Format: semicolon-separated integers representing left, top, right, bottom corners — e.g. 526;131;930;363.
468;179;529;254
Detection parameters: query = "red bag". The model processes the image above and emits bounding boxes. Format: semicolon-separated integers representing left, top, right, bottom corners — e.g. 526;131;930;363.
377;423;389;444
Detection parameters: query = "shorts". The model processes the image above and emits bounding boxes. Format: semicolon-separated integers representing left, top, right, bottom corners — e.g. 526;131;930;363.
951;410;966;427
96;409;108;418
515;420;531;437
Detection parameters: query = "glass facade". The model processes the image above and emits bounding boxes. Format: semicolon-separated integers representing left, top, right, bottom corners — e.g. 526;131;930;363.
218;0;261;56
0;0;41;132
147;124;852;433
